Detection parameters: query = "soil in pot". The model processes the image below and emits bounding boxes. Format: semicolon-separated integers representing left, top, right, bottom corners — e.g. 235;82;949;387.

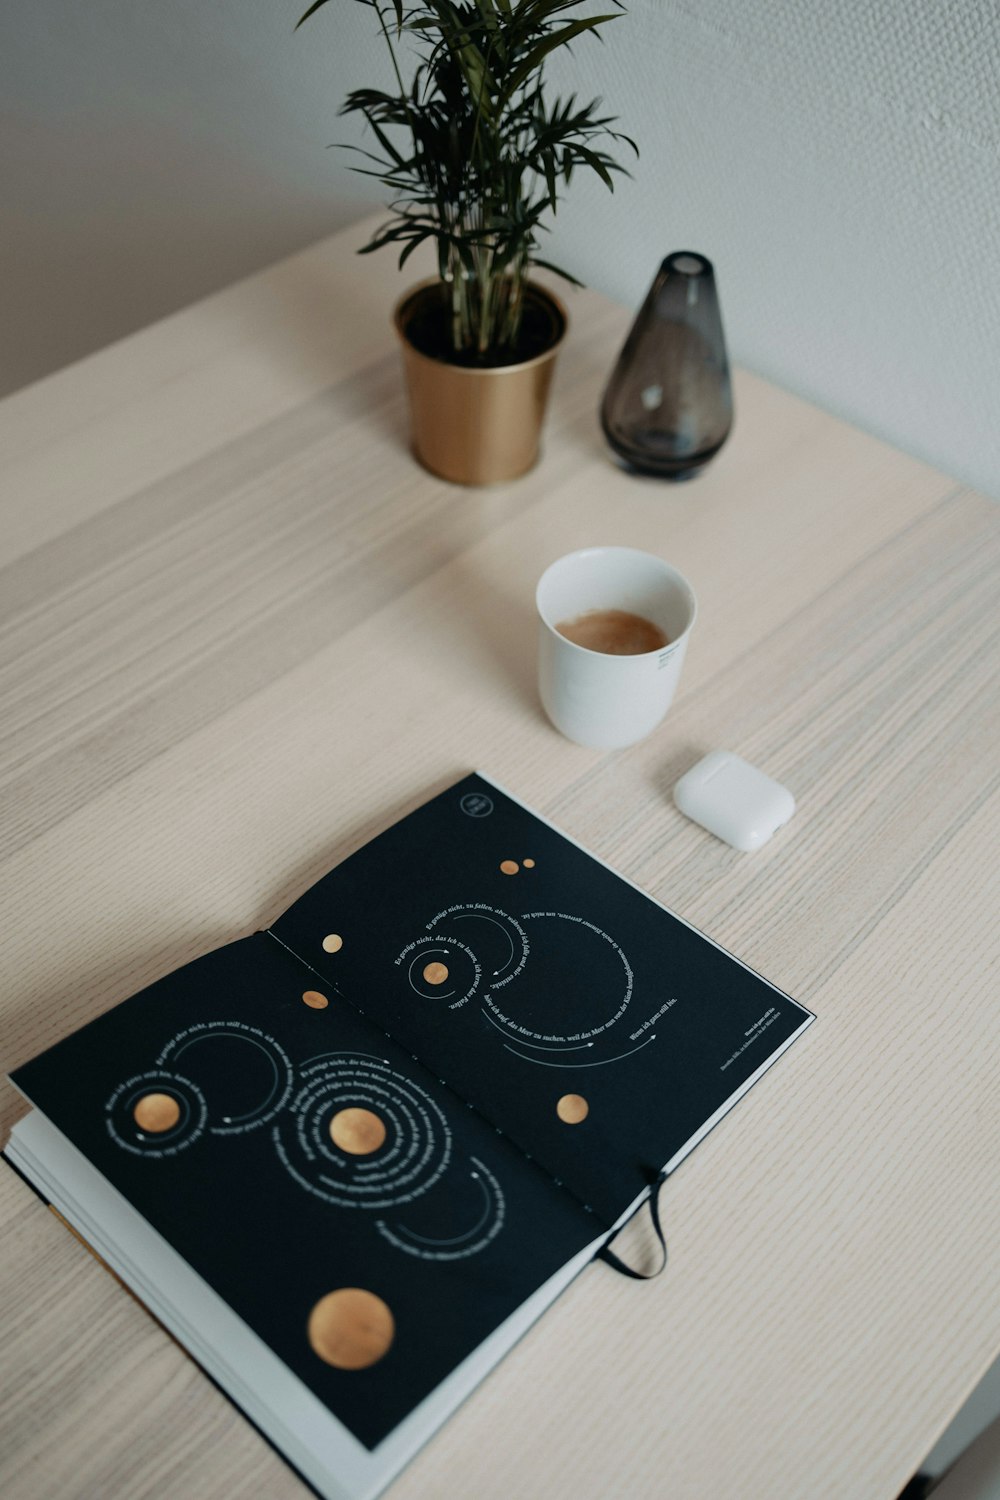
402;283;566;368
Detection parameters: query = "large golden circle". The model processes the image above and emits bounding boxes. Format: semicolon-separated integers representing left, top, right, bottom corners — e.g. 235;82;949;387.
556;1093;589;1125
499;859;519;875
322;933;344;953
133;1092;181;1133
302;990;329;1009
307;1288;395;1370
422;961;449;986
329;1107;387;1155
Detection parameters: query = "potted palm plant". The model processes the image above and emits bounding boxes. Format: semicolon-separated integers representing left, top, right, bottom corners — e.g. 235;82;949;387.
297;0;635;484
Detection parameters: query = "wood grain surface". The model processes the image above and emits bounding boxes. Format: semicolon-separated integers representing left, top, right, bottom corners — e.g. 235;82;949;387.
1;218;997;1500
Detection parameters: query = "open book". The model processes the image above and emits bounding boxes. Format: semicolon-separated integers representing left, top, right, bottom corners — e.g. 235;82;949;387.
5;773;813;1500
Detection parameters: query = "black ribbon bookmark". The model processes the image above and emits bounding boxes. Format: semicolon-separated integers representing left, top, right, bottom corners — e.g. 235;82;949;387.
597;1170;669;1280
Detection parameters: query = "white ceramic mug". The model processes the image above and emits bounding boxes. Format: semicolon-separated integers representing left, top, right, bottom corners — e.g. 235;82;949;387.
536;546;697;748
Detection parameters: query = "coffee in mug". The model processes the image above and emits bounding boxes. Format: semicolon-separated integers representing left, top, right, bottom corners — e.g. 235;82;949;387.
555;609;668;656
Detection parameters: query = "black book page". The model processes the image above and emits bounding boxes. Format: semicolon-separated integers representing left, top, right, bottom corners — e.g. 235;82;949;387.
11;932;598;1450
272;774;813;1225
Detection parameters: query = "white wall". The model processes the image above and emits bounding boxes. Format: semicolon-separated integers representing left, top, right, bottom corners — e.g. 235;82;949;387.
3;1;999;497
0;0;380;394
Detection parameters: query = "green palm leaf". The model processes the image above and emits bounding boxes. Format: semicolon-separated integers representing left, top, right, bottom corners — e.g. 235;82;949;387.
294;0;635;356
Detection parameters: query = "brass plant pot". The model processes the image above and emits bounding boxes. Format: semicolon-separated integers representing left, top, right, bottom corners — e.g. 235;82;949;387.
393;280;567;486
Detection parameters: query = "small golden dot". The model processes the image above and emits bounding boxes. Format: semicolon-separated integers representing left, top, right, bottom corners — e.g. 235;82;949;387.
302;990;329;1009
330;1107;387;1155
133;1093;181;1133
500;859;519;875
308;1288;395;1370
322;933;344;953
523;858;535;868
557;1093;589;1125
422;961;449;986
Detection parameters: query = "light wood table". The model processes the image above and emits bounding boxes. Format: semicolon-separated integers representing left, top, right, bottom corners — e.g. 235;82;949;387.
1;217;998;1500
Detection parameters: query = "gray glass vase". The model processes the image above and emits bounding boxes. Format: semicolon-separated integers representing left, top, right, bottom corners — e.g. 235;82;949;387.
600;251;733;479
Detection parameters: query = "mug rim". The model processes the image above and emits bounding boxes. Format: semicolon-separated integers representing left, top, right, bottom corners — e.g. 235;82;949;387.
535;546;697;660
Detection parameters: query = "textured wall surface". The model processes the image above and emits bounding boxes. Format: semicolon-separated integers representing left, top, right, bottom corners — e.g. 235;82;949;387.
3;1;999;496
540;0;1000;498
0;1;379;395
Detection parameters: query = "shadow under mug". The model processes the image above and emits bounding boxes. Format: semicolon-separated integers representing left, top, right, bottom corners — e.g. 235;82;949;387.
536;547;697;749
